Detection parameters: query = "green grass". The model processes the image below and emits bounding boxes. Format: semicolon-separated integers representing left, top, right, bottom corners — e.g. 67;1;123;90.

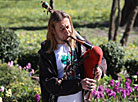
0;0;114;27
0;0;114;50
0;0;137;57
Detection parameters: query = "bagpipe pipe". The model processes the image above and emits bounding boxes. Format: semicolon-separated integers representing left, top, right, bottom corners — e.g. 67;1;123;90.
41;1;103;101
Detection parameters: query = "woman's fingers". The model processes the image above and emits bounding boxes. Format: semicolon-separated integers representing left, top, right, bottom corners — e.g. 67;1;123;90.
94;67;102;81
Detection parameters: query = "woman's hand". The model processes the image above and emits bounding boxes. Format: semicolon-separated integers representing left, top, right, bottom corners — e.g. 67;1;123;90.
81;78;96;91
94;67;102;81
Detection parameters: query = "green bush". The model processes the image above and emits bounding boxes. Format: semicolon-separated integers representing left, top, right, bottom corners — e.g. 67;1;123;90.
0;27;20;63
100;41;125;79
0;63;40;101
17;48;39;71
125;58;138;75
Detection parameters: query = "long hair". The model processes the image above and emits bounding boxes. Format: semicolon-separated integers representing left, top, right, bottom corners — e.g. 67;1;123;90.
46;10;76;53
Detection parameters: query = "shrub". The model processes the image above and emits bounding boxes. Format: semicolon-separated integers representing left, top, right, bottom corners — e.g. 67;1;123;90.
0;27;20;63
0;63;40;101
17;48;39;72
100;41;125;79
125;58;138;75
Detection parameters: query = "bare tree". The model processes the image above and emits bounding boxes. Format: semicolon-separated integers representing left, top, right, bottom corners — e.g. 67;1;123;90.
113;0;121;41
109;0;138;46
120;0;138;27
108;0;121;41
120;6;138;46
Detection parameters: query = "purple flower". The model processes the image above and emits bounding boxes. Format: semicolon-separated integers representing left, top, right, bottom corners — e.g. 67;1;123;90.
109;80;114;86
112;92;116;98
92;90;100;99
119;87;124;92
134;86;138;91
136;72;138;76
105;88;116;98
115;82;119;87
108;89;114;97
95;92;100;99
125;82;130;88
126;89;130;96
127;86;133;93
92;90;97;97
98;85;103;92
29;72;32;77
8;61;13;67
126;78;131;84
105;88;110;94
121;89;126;98
35;94;40;102
99;92;104;99
113;85;119;93
114;82;120;93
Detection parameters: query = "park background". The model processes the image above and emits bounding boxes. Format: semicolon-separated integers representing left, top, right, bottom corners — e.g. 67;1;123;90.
0;0;138;101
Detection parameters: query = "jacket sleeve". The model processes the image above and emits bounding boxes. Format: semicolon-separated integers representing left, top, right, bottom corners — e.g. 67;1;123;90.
39;53;82;96
99;57;107;77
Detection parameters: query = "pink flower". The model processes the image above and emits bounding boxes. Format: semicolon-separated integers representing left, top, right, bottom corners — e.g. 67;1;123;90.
8;61;13;67
0;86;4;92
24;67;26;70
30;69;34;74
26;63;31;69
18;66;22;70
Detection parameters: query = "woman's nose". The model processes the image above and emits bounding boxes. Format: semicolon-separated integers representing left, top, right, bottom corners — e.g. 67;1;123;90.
64;28;70;36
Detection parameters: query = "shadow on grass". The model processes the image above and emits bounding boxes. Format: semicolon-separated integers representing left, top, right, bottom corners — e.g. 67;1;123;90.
9;26;48;31
8;21;109;31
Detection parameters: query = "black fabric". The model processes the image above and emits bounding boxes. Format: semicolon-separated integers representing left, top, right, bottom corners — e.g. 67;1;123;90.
38;40;82;102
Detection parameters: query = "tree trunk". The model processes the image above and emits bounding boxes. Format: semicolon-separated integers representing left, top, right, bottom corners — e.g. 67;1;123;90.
113;0;121;41
50;0;54;9
108;0;118;41
120;6;138;46
120;0;138;27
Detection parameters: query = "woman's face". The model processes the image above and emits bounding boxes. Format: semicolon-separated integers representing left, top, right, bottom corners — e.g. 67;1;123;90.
54;18;72;44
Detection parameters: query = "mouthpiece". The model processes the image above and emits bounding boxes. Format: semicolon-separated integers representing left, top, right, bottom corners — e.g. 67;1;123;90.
69;36;93;49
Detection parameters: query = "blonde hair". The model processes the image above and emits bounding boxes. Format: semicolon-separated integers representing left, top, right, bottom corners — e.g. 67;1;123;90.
47;10;76;53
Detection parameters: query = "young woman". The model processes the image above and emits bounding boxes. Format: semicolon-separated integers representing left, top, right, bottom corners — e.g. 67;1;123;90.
38;10;107;102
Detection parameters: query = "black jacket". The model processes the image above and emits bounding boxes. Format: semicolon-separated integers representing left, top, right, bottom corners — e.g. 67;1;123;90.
38;40;107;102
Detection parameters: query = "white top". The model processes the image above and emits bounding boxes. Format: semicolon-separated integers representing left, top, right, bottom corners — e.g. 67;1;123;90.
54;44;82;102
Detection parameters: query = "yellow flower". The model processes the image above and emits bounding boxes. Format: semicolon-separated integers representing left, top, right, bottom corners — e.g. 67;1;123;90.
133;44;136;48
27;41;30;44
5;89;12;97
19;82;24;86
34;87;41;94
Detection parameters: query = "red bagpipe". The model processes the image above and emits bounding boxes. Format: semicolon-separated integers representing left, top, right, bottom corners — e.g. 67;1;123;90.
69;35;103;101
83;47;103;79
69;35;103;79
